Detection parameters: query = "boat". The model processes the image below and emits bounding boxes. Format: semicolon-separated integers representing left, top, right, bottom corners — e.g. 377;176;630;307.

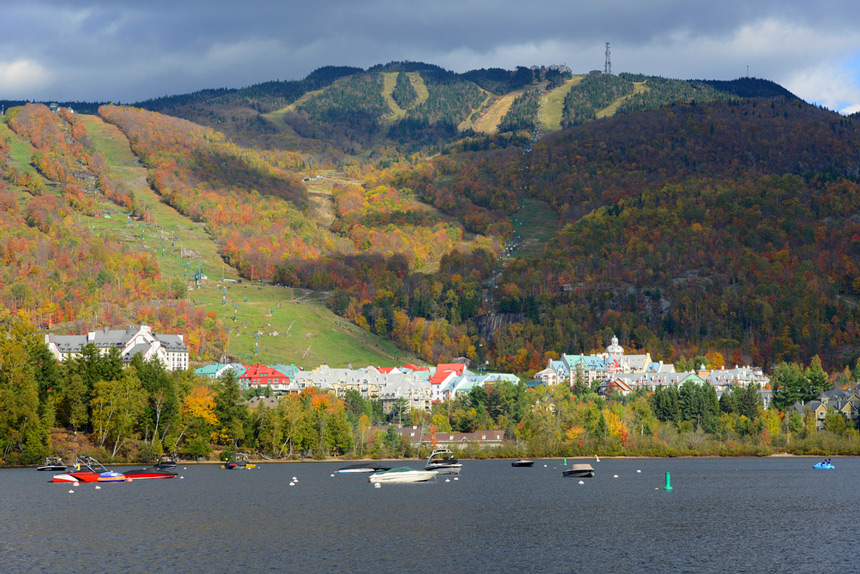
424;448;462;475
511;459;534;467
51;456;127;483
221;452;256;470
154;454;177;469
122;457;178;480
337;462;392;474
369;467;438;483
562;464;595;478
813;461;835;470
37;456;67;471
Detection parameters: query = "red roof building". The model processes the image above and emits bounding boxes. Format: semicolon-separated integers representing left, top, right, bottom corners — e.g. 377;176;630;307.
429;363;466;386
239;364;292;393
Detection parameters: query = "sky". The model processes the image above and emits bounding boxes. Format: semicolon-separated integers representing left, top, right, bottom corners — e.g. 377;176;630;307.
1;0;859;114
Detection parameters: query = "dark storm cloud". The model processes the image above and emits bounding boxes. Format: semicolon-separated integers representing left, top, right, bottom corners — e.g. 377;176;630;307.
1;0;858;111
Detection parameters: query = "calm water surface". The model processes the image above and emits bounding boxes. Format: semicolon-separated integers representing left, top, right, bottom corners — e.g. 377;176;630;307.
0;457;854;573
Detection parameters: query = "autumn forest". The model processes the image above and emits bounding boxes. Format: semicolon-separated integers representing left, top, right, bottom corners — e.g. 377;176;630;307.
3;61;860;463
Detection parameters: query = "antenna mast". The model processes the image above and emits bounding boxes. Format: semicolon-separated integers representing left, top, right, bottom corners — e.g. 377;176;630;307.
604;42;612;75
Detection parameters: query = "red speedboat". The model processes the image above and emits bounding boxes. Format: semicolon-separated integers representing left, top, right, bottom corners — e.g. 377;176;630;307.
52;456;127;483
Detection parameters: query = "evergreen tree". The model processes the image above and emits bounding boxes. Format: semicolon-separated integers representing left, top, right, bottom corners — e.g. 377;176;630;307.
214;370;247;446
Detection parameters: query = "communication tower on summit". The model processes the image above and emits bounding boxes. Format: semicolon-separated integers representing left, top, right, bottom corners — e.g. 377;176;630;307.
604;42;612;75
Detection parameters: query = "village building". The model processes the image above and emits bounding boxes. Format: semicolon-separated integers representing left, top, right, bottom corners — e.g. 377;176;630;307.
602;372;706;395
378;377;433;414
239;363;293;394
383;427;507;449
793;387;860;431
195;362;247;380
701;366;770;393
45;325;188;371
429;363;467;402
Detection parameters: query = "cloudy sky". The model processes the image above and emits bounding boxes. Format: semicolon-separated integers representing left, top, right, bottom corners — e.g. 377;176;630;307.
2;0;859;114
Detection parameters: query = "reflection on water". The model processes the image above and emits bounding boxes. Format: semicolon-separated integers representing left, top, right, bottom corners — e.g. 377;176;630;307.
1;457;854;573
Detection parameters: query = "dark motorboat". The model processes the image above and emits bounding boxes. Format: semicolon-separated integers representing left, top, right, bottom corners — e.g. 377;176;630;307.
37;456;67;471
122;457;178;480
511;459;534;467
52;456;126;483
337;462;392;474
562;464;595;478
221;452;256;470
424;449;462;475
154;455;177;469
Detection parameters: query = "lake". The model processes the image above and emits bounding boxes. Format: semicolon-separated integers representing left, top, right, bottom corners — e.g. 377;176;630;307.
0;457;853;573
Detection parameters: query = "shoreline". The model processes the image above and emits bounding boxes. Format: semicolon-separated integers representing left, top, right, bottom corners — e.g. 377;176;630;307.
1;452;832;469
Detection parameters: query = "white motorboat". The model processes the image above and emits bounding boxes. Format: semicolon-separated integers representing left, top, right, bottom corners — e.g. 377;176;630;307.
424;449;462;475
368;467;438;483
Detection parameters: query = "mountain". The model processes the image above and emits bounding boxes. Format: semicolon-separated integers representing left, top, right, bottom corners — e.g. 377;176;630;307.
2;63;859;374
388;95;860;370
131;64;793;158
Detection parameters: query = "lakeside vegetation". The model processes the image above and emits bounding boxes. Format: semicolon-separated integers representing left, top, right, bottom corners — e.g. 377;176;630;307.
3;321;860;467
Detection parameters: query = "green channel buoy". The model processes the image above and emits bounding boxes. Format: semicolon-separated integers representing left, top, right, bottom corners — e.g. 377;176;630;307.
664;471;673;491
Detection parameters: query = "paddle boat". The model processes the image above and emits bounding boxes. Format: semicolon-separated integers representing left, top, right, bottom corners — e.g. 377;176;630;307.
813;461;835;470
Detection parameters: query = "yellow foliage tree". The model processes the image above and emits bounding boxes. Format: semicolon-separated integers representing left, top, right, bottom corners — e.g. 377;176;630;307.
181;385;218;426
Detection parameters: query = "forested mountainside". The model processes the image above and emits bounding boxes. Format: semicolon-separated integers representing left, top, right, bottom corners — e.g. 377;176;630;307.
2;63;859;376
387;96;860;370
0;104;225;356
130;63;781;158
